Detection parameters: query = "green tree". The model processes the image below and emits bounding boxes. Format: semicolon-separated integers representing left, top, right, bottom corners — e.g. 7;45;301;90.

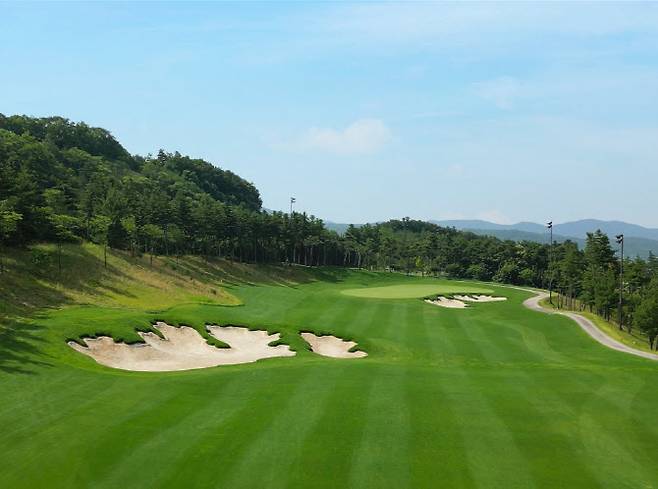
519;267;535;285
494;260;520;284
466;263;488;281
90;215;112;268
48;214;81;275
558;242;584;309
634;280;658;349
142;224;163;265
120;216;139;257
581;230;617;319
0;201;22;273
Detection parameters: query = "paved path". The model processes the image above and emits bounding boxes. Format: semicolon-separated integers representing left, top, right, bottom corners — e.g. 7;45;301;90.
523;291;658;362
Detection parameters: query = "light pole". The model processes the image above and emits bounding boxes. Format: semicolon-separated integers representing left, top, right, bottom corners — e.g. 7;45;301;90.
616;234;624;330
289;197;297;264
547;221;553;303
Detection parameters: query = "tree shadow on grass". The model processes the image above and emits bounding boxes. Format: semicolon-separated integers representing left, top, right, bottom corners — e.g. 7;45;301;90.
309;266;352;283
0;244;137;318
0;317;52;375
0;244;137;374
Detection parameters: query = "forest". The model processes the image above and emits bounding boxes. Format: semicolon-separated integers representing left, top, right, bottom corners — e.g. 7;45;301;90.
1;113;658;348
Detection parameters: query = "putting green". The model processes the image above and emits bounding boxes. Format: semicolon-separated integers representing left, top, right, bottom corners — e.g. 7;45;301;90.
341;283;493;299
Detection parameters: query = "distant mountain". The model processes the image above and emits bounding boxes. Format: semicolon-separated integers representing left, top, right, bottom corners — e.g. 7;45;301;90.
434;219;658;258
552;220;658;241
464;228;658;259
324;221;373;234
433;220;546;234
622;237;658;258
324;221;354;234
463;228;582;246
433;219;658;241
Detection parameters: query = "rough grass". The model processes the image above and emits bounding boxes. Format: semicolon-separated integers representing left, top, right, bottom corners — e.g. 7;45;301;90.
0;242;351;318
1;246;658;488
539;296;655;354
0;243;238;318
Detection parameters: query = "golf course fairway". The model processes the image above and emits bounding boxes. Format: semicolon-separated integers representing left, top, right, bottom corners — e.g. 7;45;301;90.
2;269;658;488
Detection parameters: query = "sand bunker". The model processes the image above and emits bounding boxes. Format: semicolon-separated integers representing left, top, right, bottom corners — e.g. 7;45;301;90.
425;294;507;308
424;297;468;308
68;322;295;371
301;332;367;359
454;295;507;303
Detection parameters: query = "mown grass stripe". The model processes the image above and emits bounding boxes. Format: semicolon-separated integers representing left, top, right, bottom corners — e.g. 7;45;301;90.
434;322;538;488
440;369;538;489
283;364;375;488
576;373;658;486
0;375;176;486
348;365;411;488
480;369;604;487
157;367;311;489
403;308;475;487
214;364;345;489
91;377;249;489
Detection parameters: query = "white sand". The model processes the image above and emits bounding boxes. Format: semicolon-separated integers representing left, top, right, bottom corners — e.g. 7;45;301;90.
424;297;468;308
301;332;367;359
454;294;507;303
68;321;295;372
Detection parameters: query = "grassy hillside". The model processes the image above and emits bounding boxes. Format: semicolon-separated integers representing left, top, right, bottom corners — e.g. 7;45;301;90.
0;243;345;316
2;251;658;488
0;243;332;372
0;243;234;317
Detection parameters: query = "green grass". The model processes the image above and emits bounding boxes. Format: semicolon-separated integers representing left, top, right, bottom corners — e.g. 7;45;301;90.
2;245;658;488
341;283;493;299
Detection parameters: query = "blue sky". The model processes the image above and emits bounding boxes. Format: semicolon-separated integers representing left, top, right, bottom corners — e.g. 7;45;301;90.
2;2;658;226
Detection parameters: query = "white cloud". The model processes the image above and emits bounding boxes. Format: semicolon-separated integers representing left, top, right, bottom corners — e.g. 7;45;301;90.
470;68;658;114
282;118;391;155
472;77;521;109
320;3;658;44
432;115;658;166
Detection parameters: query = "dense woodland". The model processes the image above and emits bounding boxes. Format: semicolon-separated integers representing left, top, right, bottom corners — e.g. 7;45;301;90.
1;114;658;348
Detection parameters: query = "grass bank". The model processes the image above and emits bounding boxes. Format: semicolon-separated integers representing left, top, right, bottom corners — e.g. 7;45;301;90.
539;295;655;353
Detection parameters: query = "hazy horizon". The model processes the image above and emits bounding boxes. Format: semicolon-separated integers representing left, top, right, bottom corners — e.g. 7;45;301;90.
2;2;658;226
323;217;658;229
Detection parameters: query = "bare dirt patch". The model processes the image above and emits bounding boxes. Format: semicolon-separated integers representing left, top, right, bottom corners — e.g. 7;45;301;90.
301;332;367;359
69;322;295;371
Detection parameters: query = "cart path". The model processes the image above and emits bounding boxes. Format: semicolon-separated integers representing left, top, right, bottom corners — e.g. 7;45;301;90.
523;291;658;362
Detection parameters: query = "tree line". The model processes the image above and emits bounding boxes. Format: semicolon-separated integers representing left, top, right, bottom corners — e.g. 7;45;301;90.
1;114;657;348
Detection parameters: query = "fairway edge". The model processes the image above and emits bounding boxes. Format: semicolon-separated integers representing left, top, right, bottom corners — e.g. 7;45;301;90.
524;292;658;362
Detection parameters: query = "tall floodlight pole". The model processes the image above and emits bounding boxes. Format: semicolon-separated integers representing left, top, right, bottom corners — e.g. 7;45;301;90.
616;234;624;330
288;197;297;265
547;221;553;303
